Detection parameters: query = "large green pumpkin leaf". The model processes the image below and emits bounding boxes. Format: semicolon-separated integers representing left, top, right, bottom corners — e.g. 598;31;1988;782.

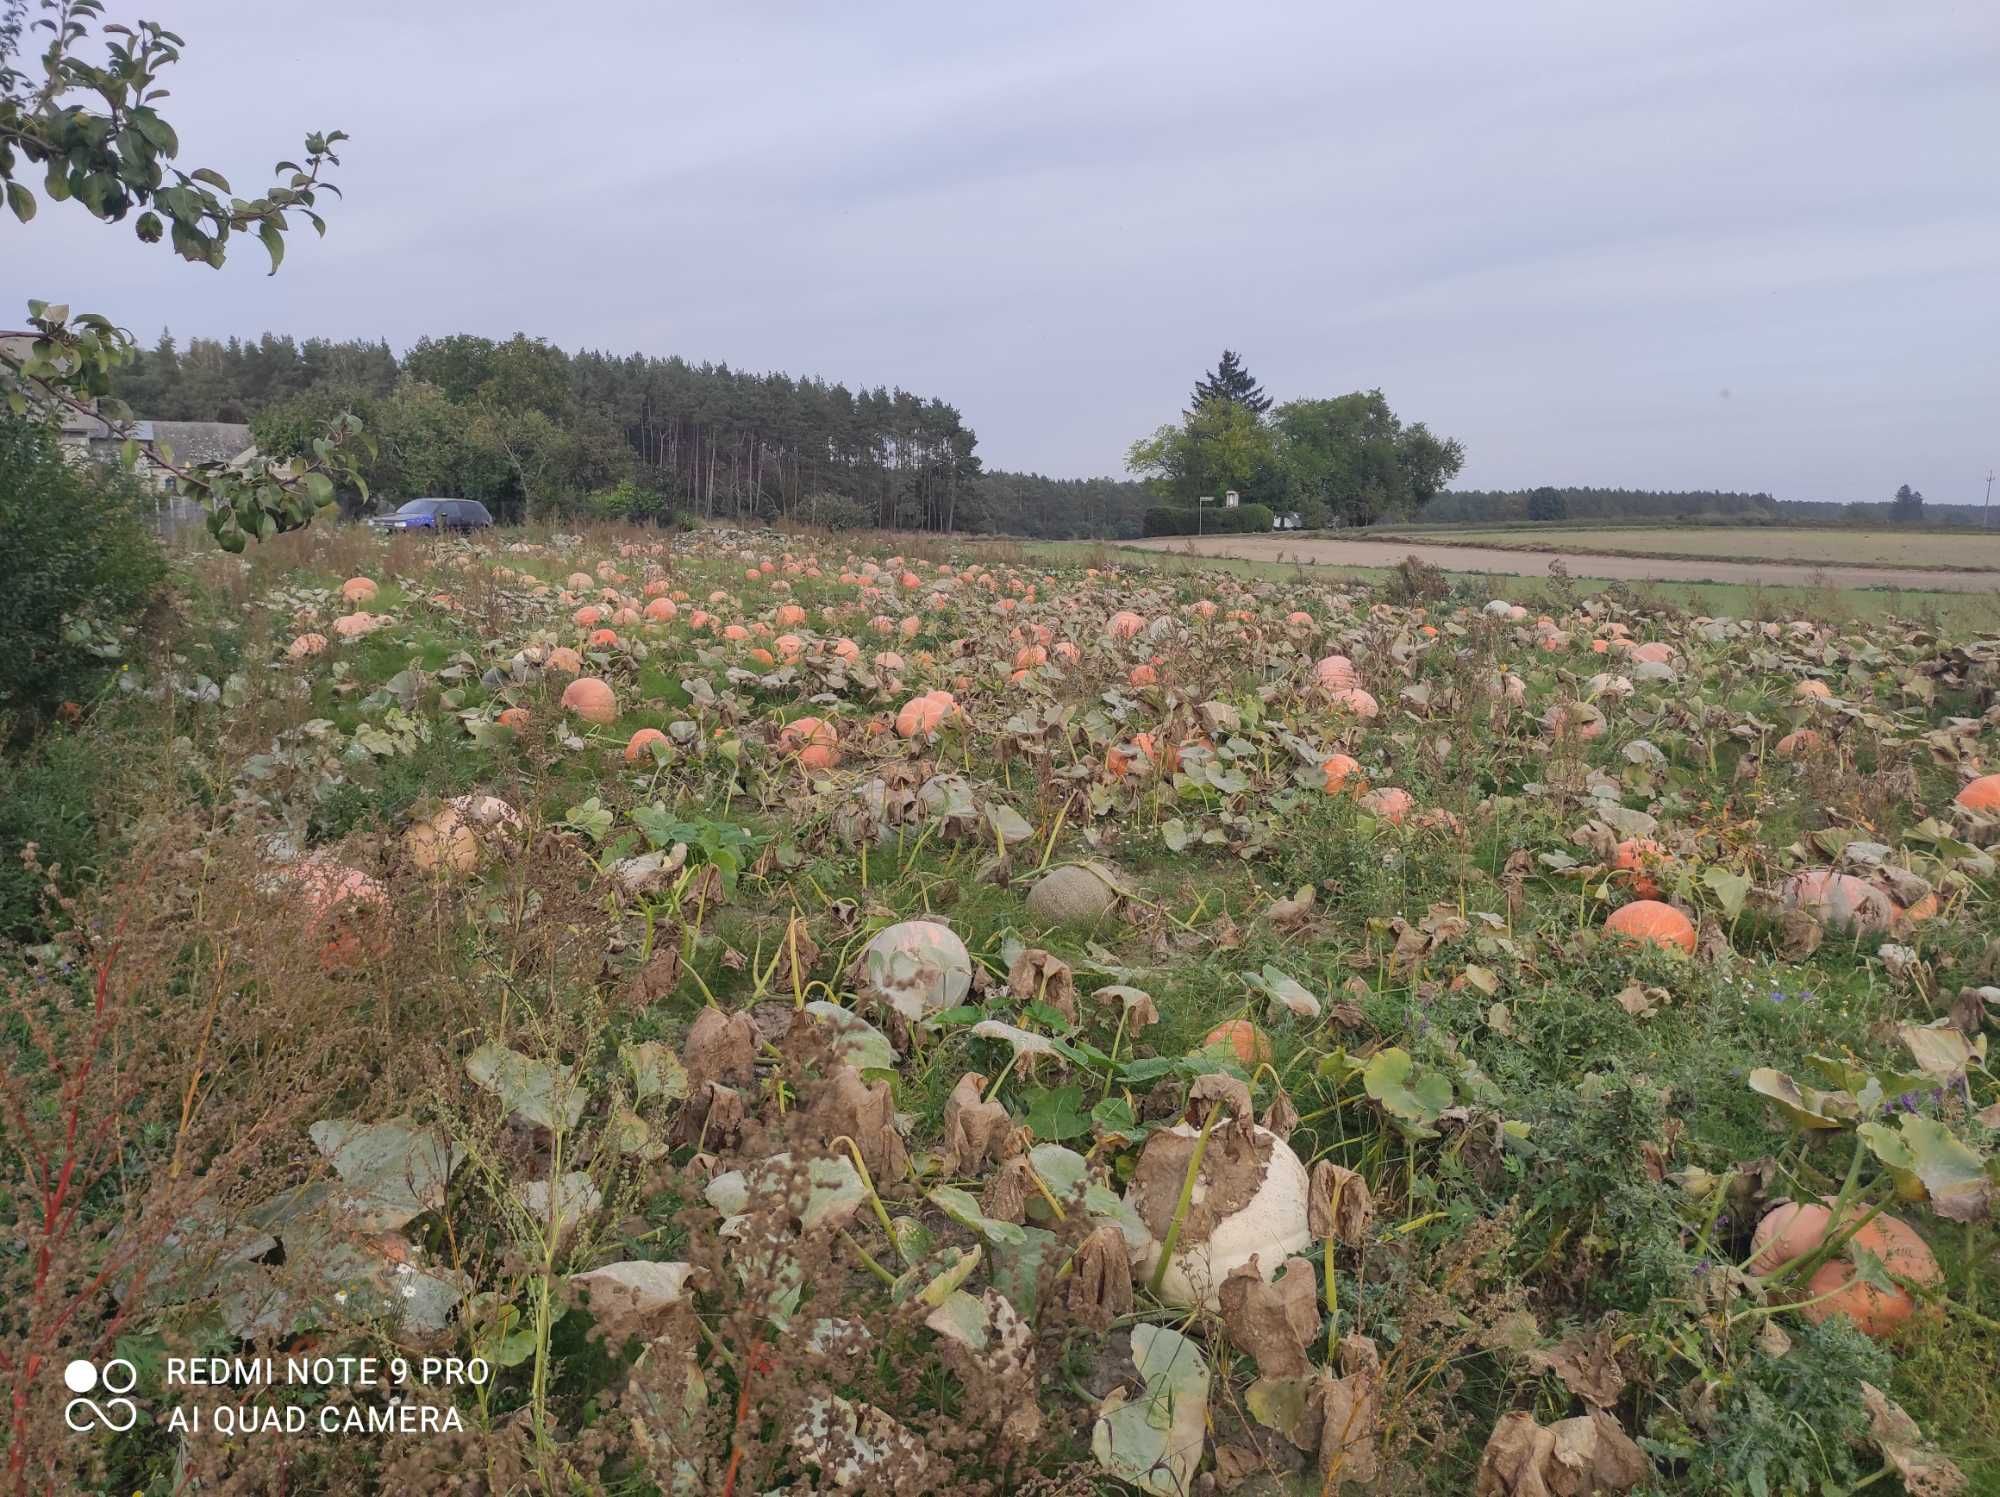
465;1042;587;1130
1748;1067;1856;1131
1092;1322;1210;1496
308;1116;461;1232
1363;1047;1453;1135
1858;1116;1993;1222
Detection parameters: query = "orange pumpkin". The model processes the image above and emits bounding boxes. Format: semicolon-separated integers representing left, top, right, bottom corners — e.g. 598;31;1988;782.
1781;869;1897;933
561;676;619;725
1200;1020;1275;1066
779;716;841;770
289;856;388;971
1107;610;1146;642
340;577;378;604
643;596;678;622
545;646;584;675
896;690;958;739
1330;687;1379;720
287;633;328;660
1321;753;1361;794
1612;838;1668;899
1749;1200;1941;1337
624;727;669;762
1359;786;1413;825
1312;655;1359;692
1956;773;2000;813
1603;899;1695;953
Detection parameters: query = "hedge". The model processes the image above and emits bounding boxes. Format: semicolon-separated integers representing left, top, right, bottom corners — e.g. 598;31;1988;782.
1141;503;1275;537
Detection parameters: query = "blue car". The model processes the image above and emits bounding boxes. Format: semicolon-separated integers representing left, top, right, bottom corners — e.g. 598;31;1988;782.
367;498;494;532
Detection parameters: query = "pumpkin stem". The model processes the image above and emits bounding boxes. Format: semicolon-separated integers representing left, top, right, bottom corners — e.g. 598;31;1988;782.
1148;1102;1223;1300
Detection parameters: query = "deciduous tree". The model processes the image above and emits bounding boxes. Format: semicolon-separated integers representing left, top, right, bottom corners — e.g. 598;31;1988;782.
0;0;365;549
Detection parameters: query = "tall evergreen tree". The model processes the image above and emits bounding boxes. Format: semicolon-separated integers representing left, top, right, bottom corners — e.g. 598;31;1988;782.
1190;349;1272;415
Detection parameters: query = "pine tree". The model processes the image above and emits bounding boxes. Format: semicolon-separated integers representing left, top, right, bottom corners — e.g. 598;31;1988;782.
1190;349;1271;415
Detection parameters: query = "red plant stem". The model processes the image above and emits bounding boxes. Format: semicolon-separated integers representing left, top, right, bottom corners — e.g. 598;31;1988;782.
6;900;133;1497
718;1359;756;1497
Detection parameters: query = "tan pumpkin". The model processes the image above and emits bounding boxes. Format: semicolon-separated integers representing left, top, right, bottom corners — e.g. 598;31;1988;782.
561;676;619;725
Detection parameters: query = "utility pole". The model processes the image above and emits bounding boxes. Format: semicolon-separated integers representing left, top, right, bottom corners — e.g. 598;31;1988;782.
1986;469;1995;530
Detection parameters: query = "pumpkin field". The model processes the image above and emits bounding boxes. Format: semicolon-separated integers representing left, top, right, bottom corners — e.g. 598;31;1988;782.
9;523;2000;1496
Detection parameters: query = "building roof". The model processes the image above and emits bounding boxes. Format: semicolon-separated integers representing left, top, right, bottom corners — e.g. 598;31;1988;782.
150;420;254;464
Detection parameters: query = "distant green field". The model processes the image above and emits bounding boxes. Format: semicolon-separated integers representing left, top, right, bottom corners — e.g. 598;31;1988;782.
1009;538;2000;633
1360;523;2000;571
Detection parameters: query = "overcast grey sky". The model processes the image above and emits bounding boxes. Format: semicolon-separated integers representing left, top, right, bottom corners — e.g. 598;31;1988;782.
10;1;1997;501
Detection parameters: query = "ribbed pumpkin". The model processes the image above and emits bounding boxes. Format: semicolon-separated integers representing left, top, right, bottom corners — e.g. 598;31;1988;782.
1781;869;1897;933
287;632;328;660
561;676;619;724
1106;610;1146;642
1749;1200;1941;1337
895;690;957;738
1330;687;1379;720
340;576;378;604
778;716;840;770
1312;654;1359;692
1604;899;1695;953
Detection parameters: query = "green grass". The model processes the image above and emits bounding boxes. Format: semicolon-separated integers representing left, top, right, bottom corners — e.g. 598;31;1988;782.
1011;537;2000;632
1360;522;2000;571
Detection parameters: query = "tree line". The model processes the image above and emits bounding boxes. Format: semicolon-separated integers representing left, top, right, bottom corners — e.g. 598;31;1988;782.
108;329;983;529
106;327;1180;537
1422;483;1988;528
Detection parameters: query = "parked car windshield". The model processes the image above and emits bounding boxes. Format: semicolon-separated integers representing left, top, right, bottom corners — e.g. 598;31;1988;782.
395;499;446;515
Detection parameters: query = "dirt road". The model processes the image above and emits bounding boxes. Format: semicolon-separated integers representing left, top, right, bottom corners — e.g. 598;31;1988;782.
1123;534;2000;593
